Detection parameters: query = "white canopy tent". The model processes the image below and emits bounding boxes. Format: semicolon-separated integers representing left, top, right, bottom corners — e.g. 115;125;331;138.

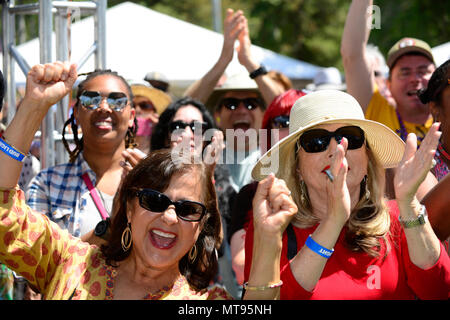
3;1;321;90
432;42;450;67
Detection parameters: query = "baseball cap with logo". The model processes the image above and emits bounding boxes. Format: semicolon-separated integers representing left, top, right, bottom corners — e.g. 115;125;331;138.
387;37;435;69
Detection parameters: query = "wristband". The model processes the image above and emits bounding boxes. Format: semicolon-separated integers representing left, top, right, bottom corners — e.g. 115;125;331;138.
305;234;334;259
249;65;268;79
0;137;28;162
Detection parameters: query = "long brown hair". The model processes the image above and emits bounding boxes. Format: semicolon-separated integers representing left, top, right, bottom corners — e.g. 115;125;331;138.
291;144;390;257
101;149;221;290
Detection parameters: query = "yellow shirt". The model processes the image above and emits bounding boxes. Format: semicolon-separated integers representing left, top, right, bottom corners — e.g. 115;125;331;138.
365;88;433;144
0;187;232;300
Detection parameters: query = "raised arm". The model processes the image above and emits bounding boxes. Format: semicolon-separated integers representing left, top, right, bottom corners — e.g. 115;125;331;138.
235;16;285;105
341;0;375;111
0;62;77;189
183;9;246;102
243;174;297;300
394;123;444;269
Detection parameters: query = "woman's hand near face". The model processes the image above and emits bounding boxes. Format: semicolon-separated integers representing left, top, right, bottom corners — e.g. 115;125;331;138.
394;122;441;206
203;129;225;172
325;138;352;227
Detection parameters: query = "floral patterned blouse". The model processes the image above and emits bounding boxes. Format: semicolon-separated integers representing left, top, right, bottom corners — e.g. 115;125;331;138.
0;187;232;300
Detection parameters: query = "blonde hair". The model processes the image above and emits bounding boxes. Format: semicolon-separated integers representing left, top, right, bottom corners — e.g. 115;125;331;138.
289;144;390;257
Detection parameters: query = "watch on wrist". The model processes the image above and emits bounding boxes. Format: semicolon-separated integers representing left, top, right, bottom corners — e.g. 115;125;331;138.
398;205;428;229
94;218;111;240
249;65;268;79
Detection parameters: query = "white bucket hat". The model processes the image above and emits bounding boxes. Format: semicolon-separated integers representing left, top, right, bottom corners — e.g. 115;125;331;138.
305;67;347;91
251;90;405;182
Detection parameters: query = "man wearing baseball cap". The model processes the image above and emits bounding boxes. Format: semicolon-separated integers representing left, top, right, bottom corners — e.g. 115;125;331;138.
341;0;435;144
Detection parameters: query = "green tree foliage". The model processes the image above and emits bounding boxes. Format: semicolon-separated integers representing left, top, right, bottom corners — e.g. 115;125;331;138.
2;0;449;70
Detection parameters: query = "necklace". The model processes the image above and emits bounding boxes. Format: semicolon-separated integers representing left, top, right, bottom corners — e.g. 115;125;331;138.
395;109;408;142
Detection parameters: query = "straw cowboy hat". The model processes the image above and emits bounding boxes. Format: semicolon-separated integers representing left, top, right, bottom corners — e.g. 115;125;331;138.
130;81;172;115
205;72;263;113
252;90;405;182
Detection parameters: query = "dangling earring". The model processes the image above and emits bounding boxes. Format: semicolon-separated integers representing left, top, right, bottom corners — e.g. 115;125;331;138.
299;179;308;205
121;222;132;252
188;244;198;263
360;175;371;200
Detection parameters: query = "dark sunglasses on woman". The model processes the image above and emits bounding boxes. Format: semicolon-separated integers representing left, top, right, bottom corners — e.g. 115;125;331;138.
299;125;365;153
168;120;209;134
271;115;290;129
79;90;129;112
133;188;206;222
219;97;263;111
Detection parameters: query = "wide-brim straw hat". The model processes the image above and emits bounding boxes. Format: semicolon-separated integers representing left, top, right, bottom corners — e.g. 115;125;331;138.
252;90;405;182
131;84;172;115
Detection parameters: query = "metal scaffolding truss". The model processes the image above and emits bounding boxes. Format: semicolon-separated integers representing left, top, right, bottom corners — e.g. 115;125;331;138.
1;0;107;168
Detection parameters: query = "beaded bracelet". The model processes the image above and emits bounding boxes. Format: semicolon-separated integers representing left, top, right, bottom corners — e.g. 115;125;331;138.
0;136;28;162
243;280;283;291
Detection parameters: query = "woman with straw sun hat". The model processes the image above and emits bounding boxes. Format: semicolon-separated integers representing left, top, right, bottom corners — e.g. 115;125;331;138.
244;89;449;299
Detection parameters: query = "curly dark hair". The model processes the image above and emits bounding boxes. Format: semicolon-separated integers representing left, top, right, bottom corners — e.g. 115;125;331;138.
150;97;216;151
62;69;137;163
418;59;450;105
101;149;221;291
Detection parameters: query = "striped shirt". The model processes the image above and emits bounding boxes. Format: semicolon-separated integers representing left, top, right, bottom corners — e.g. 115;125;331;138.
25;153;107;237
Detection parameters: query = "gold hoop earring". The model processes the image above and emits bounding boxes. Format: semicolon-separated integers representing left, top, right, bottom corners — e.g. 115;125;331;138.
188;244;197;263
121;222;132;252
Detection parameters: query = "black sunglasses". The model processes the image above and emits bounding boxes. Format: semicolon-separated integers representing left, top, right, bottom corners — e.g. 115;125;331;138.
299;125;365;153
134;189;206;222
168;120;209;134
272;115;290;129
219;97;262;111
79;90;129;112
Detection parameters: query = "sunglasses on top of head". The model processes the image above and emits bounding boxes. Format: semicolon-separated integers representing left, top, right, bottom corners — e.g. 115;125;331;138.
299;125;365;153
219;97;262;111
133;188;206;222
168;120;209;134
271;115;290;129
79;90;129;112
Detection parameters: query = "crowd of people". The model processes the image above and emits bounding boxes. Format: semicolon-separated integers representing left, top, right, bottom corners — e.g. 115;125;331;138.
0;1;449;301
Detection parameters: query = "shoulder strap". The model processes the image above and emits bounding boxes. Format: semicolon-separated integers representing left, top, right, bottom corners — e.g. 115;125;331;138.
81;173;109;220
286;223;297;260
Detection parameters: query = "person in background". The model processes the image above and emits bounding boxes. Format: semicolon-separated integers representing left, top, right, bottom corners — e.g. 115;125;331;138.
246;90;449;299
27;68;136;240
341;0;435;144
184;8;284;193
0;61;297;300
418;59;450;253
267;70;292;93
418;59;450;181
149;97;239;298
341;0;438;201
144;71;170;93
130;81;172;154
305;67;346;92
365;43;395;106
229;89;306;289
